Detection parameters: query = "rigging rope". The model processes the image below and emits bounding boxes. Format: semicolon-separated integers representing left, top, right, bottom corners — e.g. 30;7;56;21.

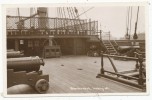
126;7;130;36
129;7;132;36
133;6;140;40
62;7;68;29
82;7;88;19
73;7;83;30
72;7;85;31
66;7;73;29
69;7;77;30
58;7;63;28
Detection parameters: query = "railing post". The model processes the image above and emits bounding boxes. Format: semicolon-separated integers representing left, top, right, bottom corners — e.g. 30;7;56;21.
138;54;144;85
134;52;139;70
100;51;104;74
136;59;139;69
96;51;104;78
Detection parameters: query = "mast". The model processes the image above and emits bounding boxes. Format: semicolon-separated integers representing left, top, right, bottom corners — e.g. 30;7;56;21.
133;6;139;40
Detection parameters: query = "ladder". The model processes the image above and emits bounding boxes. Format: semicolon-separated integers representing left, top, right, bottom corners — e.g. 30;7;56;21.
102;40;118;55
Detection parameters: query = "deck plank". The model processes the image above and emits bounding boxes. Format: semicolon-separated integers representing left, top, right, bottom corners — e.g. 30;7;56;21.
7;56;143;94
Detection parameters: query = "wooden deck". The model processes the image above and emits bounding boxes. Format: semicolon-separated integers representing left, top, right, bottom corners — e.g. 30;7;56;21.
7;56;143;94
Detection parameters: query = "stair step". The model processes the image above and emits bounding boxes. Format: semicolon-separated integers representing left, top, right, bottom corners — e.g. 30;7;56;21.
103;41;109;42
109;50;116;52
107;48;115;50
110;53;117;55
106;47;114;49
102;40;118;55
106;46;113;48
104;44;111;46
103;43;110;44
110;52;117;54
103;42;110;43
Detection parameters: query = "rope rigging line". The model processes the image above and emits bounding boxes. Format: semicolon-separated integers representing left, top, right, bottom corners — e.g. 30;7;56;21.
73;7;83;30
129;7;132;36
71;7;83;31
82;7;88;19
60;7;66;29
57;7;93;30
62;7;68;28
133;6;140;40
63;7;73;29
69;7;77;30
73;7;94;19
66;7;73;29
60;7;64;29
72;7;88;31
136;6;140;25
126;7;130;36
58;7;63;29
67;7;74;27
57;7;60;28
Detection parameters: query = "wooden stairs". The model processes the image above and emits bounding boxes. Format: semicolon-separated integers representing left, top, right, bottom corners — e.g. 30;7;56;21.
102;40;118;55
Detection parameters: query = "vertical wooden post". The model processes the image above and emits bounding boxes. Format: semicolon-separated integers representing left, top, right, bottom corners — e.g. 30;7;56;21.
100;51;104;74
138;55;144;85
89;19;91;35
109;31;110;40
100;30;102;40
54;18;56;29
49;37;53;46
97;21;98;34
15;39;19;51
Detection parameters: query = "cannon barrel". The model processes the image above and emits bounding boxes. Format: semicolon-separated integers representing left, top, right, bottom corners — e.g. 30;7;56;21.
7;56;44;72
7;51;24;58
7;49;15;52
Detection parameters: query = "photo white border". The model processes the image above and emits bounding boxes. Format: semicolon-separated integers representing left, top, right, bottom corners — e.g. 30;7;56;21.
1;1;150;98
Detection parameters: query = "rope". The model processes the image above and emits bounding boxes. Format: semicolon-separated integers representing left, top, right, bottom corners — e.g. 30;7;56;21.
74;7;94;19
82;7;88;19
133;6;140;40
129;7;132;36
126;7;130;36
73;7;83;30
70;7;78;30
66;7;73;29
58;7;63;28
136;6;140;26
61;7;66;29
69;7;77;30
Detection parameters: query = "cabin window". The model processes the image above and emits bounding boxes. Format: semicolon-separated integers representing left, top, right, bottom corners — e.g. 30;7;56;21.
28;40;33;47
20;40;24;44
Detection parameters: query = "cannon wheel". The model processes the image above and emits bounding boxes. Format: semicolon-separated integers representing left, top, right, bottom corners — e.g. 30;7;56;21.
35;79;49;93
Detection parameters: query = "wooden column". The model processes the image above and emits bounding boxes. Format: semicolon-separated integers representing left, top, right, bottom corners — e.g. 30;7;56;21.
89;19;91;35
14;39;19;51
48;36;53;46
73;38;77;55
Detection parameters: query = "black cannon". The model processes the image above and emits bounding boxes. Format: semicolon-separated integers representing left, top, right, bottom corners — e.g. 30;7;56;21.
7;50;24;58
7;56;49;93
7;56;44;72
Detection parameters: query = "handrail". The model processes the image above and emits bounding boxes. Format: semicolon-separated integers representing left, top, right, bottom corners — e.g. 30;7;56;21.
109;40;118;54
100;39;109;53
114;40;119;47
7;29;98;36
102;53;145;61
98;51;146;88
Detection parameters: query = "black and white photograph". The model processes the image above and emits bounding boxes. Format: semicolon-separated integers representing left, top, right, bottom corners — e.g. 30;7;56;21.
3;3;148;96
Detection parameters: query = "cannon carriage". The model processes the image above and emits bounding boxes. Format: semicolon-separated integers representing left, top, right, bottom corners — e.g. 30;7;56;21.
7;56;49;93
